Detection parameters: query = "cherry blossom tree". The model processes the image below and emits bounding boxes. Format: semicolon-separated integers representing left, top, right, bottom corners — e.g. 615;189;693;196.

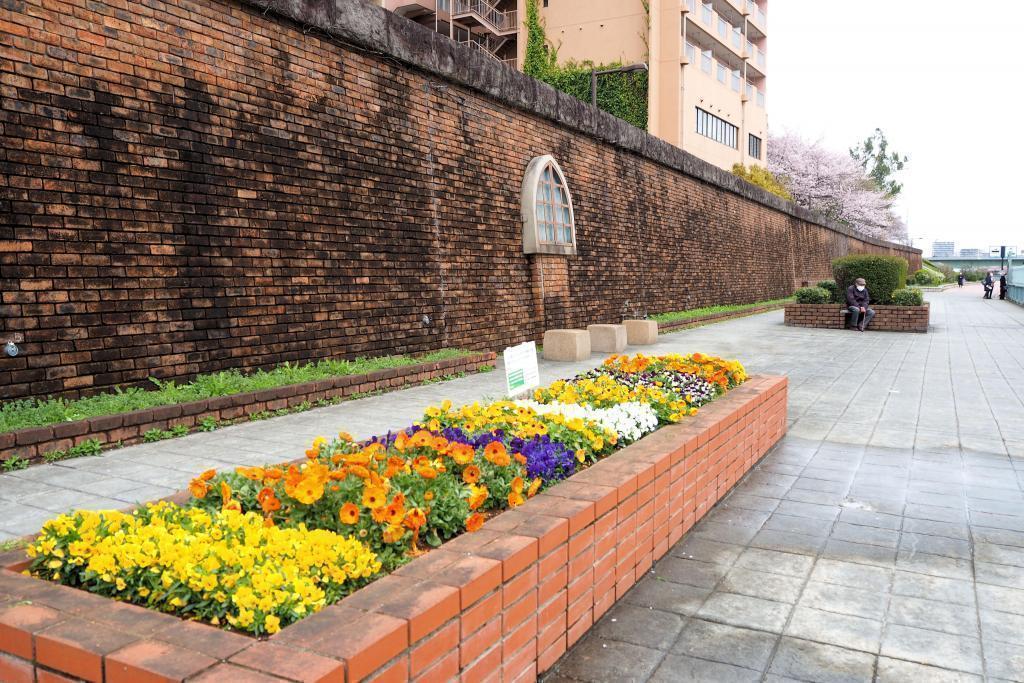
767;132;908;244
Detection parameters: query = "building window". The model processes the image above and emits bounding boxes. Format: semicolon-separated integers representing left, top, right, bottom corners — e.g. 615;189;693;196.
749;134;762;159
701;49;712;74
716;62;727;83
696;107;738;149
685;42;696;62
521;155;576;256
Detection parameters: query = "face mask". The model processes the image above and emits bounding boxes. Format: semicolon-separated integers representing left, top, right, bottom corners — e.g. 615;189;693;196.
856;286;865;291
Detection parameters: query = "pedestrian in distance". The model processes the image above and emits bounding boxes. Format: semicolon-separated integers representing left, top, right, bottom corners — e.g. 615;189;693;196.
845;277;875;331
1000;273;1007;300
983;272;994;299
957;273;965;288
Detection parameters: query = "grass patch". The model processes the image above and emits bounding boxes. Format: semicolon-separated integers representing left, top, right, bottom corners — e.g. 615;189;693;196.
652;297;795;325
1;349;476;434
0;539;27;552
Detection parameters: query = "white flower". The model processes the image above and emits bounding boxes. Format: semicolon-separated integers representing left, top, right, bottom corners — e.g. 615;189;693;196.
513;400;658;444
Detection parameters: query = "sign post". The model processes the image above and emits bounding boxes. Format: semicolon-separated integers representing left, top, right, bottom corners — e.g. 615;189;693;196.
503;341;540;397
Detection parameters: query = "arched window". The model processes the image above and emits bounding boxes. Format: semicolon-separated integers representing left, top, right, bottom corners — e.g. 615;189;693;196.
521;155;577;256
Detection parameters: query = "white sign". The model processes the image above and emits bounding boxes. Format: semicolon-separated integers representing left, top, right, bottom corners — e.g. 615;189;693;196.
503;341;540;396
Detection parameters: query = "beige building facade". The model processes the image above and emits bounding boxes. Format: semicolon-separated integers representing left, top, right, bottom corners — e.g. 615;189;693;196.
382;0;768;171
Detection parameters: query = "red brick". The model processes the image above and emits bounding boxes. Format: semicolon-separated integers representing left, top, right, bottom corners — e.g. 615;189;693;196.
229;642;343;683
0;652;32;683
106;639;217;683
189;663;290;682
0;604;63;659
35;618;137;682
409;619;458;677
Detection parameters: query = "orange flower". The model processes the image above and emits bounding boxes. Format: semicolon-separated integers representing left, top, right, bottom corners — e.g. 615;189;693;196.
449;443;475;465
220;481;232;500
348;465;371;479
330;453;344;465
513;452;527;466
417;465;438;480
511;476;525;494
339;503;360;525
292;478;325;505
338;431;353;442
404;507;427;530
236;466;264;481
222;498;242;513
362;486;387;509
385;501;406;526
257;487;281;513
432;436;450;452
424;491;435;501
508;491;525;508
411;430;433;448
263;468;284;482
371;506;389;523
304;448;319;460
528;478;542;497
263;516;275;528
189;479;209;499
484;442;510;467
468;484;488;511
199;469;217;481
465;513;485;532
328;470;347;481
462;465;481;484
382;524;405;544
394;432;410;452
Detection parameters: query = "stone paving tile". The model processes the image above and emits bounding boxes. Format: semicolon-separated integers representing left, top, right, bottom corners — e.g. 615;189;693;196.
767;637;876;683
875;657;982;682
784;605;883;654
891;571;976;606
591;603;685;651
982;639;1024;682
648;654;760;683
670;618;778;671
696;592;793;633
880;624;983;675
797;580;888;621
887;595;978;636
552;635;663;682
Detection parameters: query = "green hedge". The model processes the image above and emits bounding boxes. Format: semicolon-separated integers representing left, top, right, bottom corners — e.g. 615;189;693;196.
816;280;839;303
913;269;944;286
832;255;909;305
891;288;924;306
794;287;832;304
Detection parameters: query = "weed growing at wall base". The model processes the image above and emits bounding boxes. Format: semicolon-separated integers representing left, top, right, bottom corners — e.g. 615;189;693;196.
652;297;794;325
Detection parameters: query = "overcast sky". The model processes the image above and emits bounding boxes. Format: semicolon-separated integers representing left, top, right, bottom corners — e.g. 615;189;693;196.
768;0;1021;254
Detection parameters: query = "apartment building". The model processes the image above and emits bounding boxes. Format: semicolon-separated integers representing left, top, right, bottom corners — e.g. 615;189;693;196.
381;0;768;171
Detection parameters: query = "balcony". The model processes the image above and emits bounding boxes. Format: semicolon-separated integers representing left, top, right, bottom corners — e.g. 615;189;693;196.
745;0;766;37
452;0;518;36
385;0;437;19
692;2;745;61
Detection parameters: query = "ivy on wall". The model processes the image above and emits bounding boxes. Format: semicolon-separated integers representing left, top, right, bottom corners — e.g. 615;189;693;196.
522;0;649;131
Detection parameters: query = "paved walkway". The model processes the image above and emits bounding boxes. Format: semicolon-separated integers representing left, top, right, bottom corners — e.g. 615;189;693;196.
2;285;1024;680
547;284;1024;682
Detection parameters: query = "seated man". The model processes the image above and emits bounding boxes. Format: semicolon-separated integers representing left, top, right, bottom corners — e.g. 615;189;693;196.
845;277;875;331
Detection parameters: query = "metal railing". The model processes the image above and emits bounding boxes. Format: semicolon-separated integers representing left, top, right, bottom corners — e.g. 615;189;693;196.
452;0;518;34
457;37;514;68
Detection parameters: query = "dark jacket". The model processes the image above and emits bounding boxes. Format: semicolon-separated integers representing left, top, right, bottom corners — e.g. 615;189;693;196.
984;274;994;288
846;285;869;308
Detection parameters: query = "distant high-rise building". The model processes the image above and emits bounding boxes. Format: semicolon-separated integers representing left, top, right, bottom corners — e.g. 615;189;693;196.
931;241;955;258
959;248;982;258
381;0;768;172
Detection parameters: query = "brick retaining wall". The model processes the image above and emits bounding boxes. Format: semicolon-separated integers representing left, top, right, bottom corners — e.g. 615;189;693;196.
0;0;918;400
784;304;930;333
0;375;787;682
0;352;496;464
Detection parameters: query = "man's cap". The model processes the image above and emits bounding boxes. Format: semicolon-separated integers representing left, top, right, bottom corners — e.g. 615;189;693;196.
855;278;866;285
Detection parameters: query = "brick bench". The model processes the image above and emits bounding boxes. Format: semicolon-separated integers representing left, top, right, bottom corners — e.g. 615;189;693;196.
784;303;929;333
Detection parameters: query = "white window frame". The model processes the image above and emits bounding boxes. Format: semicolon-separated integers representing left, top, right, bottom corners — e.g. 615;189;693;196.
521;155;577;256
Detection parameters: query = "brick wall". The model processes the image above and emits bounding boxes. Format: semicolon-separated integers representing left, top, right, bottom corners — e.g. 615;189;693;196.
0;375;788;682
784;304;930;333
0;0;920;399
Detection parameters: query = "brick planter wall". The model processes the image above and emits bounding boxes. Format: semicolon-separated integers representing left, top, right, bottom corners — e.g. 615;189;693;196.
658;301;791;334
0;352;496;463
0;0;919;401
784;304;930;333
0;375;787;683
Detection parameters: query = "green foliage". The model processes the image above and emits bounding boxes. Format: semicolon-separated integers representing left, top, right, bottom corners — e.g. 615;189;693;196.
199;416;219;432
521;0;648;129
1;455;29;472
522;0;554;78
0;538;27;552
832;254;909;305
732;164;793;201
913;269;945;287
42;438;103;464
0;349;474;434
816;280;839;303
850;128;908;197
891;287;925;306
794;287;832;304
651;297;794;324
961;267;987;282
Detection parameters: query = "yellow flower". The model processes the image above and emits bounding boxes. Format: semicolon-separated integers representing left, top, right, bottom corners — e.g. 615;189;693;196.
264;614;281;634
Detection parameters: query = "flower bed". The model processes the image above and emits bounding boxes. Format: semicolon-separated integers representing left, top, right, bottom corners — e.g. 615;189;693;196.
1;351;496;466
783;303;929;333
0;354;788;682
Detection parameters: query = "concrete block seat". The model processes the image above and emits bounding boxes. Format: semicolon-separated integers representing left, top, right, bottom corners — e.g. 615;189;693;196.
587;324;627;353
543;329;591;362
623;319;658;345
